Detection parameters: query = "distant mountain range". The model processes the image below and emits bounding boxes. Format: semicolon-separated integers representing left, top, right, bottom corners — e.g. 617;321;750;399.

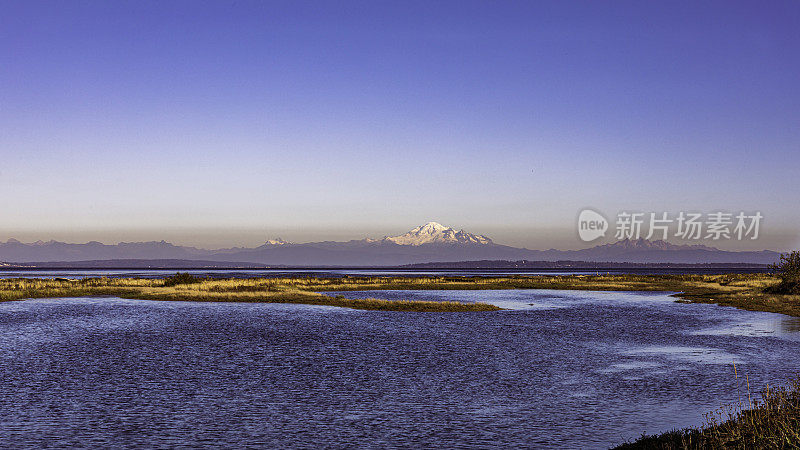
401;260;769;270
0;221;783;266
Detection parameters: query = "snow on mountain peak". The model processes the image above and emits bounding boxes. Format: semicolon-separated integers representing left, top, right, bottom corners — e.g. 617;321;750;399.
264;238;290;246
603;238;719;251
418;221;448;232
384;222;493;246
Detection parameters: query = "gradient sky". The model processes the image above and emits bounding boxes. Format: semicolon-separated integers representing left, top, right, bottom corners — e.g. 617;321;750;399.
1;1;799;250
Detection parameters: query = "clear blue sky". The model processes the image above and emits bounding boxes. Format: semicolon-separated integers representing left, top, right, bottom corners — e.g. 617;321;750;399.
1;1;798;250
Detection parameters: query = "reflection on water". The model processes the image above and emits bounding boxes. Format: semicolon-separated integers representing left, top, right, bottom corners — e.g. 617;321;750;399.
0;291;798;449
783;318;800;333
690;314;800;337
606;360;663;371
622;345;741;365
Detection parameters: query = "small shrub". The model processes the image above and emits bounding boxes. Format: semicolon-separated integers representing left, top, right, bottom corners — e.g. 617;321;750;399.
162;272;203;287
766;251;800;294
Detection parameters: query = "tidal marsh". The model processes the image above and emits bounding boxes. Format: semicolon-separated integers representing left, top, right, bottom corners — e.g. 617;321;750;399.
0;273;797;315
0;276;501;312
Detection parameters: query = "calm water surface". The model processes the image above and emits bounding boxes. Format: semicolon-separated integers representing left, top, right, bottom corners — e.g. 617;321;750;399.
1;290;799;448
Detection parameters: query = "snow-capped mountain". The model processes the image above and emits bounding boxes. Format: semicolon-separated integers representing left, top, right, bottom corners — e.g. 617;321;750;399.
383;222;493;246
263;238;291;246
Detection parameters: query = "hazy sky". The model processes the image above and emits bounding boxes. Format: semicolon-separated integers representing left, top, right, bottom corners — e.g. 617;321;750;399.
2;1;799;250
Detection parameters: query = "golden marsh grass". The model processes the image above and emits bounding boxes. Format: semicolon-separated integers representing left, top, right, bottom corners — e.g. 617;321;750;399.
0;273;797;315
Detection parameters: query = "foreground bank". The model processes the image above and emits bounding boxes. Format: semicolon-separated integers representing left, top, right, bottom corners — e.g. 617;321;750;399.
616;375;800;448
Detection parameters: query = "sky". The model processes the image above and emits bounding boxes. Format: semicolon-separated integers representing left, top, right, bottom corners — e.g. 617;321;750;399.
1;1;799;251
